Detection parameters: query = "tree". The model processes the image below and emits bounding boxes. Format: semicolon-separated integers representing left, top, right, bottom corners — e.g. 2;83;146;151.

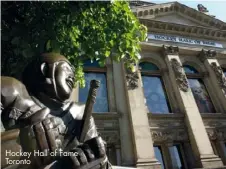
1;1;147;87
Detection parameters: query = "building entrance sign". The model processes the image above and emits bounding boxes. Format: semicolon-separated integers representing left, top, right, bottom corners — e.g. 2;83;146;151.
148;34;223;48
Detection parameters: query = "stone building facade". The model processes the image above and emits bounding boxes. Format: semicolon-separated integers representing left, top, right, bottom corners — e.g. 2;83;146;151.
72;1;226;169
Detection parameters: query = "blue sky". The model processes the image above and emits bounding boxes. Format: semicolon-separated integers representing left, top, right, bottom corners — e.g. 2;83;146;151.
149;1;226;22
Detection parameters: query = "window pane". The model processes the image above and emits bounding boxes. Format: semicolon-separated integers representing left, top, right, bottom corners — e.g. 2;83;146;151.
188;78;215;113
154;146;165;169
183;65;198;74
139;62;159;71
142;76;171;114
169;145;184;169
222;68;226;77
79;73;109;112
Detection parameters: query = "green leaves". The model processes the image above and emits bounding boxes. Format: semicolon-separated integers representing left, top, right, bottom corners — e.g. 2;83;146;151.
2;1;147;85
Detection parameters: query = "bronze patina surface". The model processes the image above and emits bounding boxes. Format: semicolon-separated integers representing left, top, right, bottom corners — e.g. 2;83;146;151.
1;53;111;169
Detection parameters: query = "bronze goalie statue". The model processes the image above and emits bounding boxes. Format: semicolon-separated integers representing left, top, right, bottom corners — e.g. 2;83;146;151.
1;53;111;169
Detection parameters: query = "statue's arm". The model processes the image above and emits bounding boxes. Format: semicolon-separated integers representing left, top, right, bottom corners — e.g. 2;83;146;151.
64;102;111;169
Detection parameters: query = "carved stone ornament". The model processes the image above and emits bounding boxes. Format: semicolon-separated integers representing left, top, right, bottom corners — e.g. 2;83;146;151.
151;129;188;142
170;58;189;92
217;129;226;141
198;49;217;62
211;62;226;93
207;128;226;141
162;45;179;56
126;69;139;90
207;129;218;140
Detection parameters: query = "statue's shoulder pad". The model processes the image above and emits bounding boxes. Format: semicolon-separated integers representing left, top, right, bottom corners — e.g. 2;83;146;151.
1;76;26;97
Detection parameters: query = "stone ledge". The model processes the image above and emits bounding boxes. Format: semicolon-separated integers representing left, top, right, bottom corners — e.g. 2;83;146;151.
93;112;120;119
201;113;226;119
148;113;184;119
136;158;162;169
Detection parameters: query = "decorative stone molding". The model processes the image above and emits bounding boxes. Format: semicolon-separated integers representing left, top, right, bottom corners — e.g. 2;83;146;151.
133;1;226;33
207;129;218;140
149;120;184;128
205;121;224;127
207;128;226;141
198;49;217;62
211;62;226;93
140;19;226;41
203;114;226;128
148;114;185;128
125;69;139;90
95;120;119;130
151;129;188;142
162;45;179;56
170;58;189;92
99;131;120;145
217;128;226;141
93;112;119;120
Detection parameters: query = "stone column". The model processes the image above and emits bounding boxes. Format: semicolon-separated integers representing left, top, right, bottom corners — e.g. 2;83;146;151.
112;62;135;166
162;45;224;168
198;49;226;112
122;63;161;168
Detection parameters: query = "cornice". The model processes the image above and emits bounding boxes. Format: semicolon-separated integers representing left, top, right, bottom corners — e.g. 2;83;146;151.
133;2;226;30
140;42;226;57
140;19;226;41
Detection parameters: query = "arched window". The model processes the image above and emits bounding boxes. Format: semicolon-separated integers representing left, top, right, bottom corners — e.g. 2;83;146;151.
140;62;171;114
183;65;215;113
79;60;109;112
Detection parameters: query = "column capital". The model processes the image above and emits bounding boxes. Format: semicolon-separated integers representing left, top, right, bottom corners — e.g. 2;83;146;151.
170;58;189;92
207;128;226;141
210;62;226;93
162;45;179;56
198;49;217;62
217;128;226;141
207;128;218;140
